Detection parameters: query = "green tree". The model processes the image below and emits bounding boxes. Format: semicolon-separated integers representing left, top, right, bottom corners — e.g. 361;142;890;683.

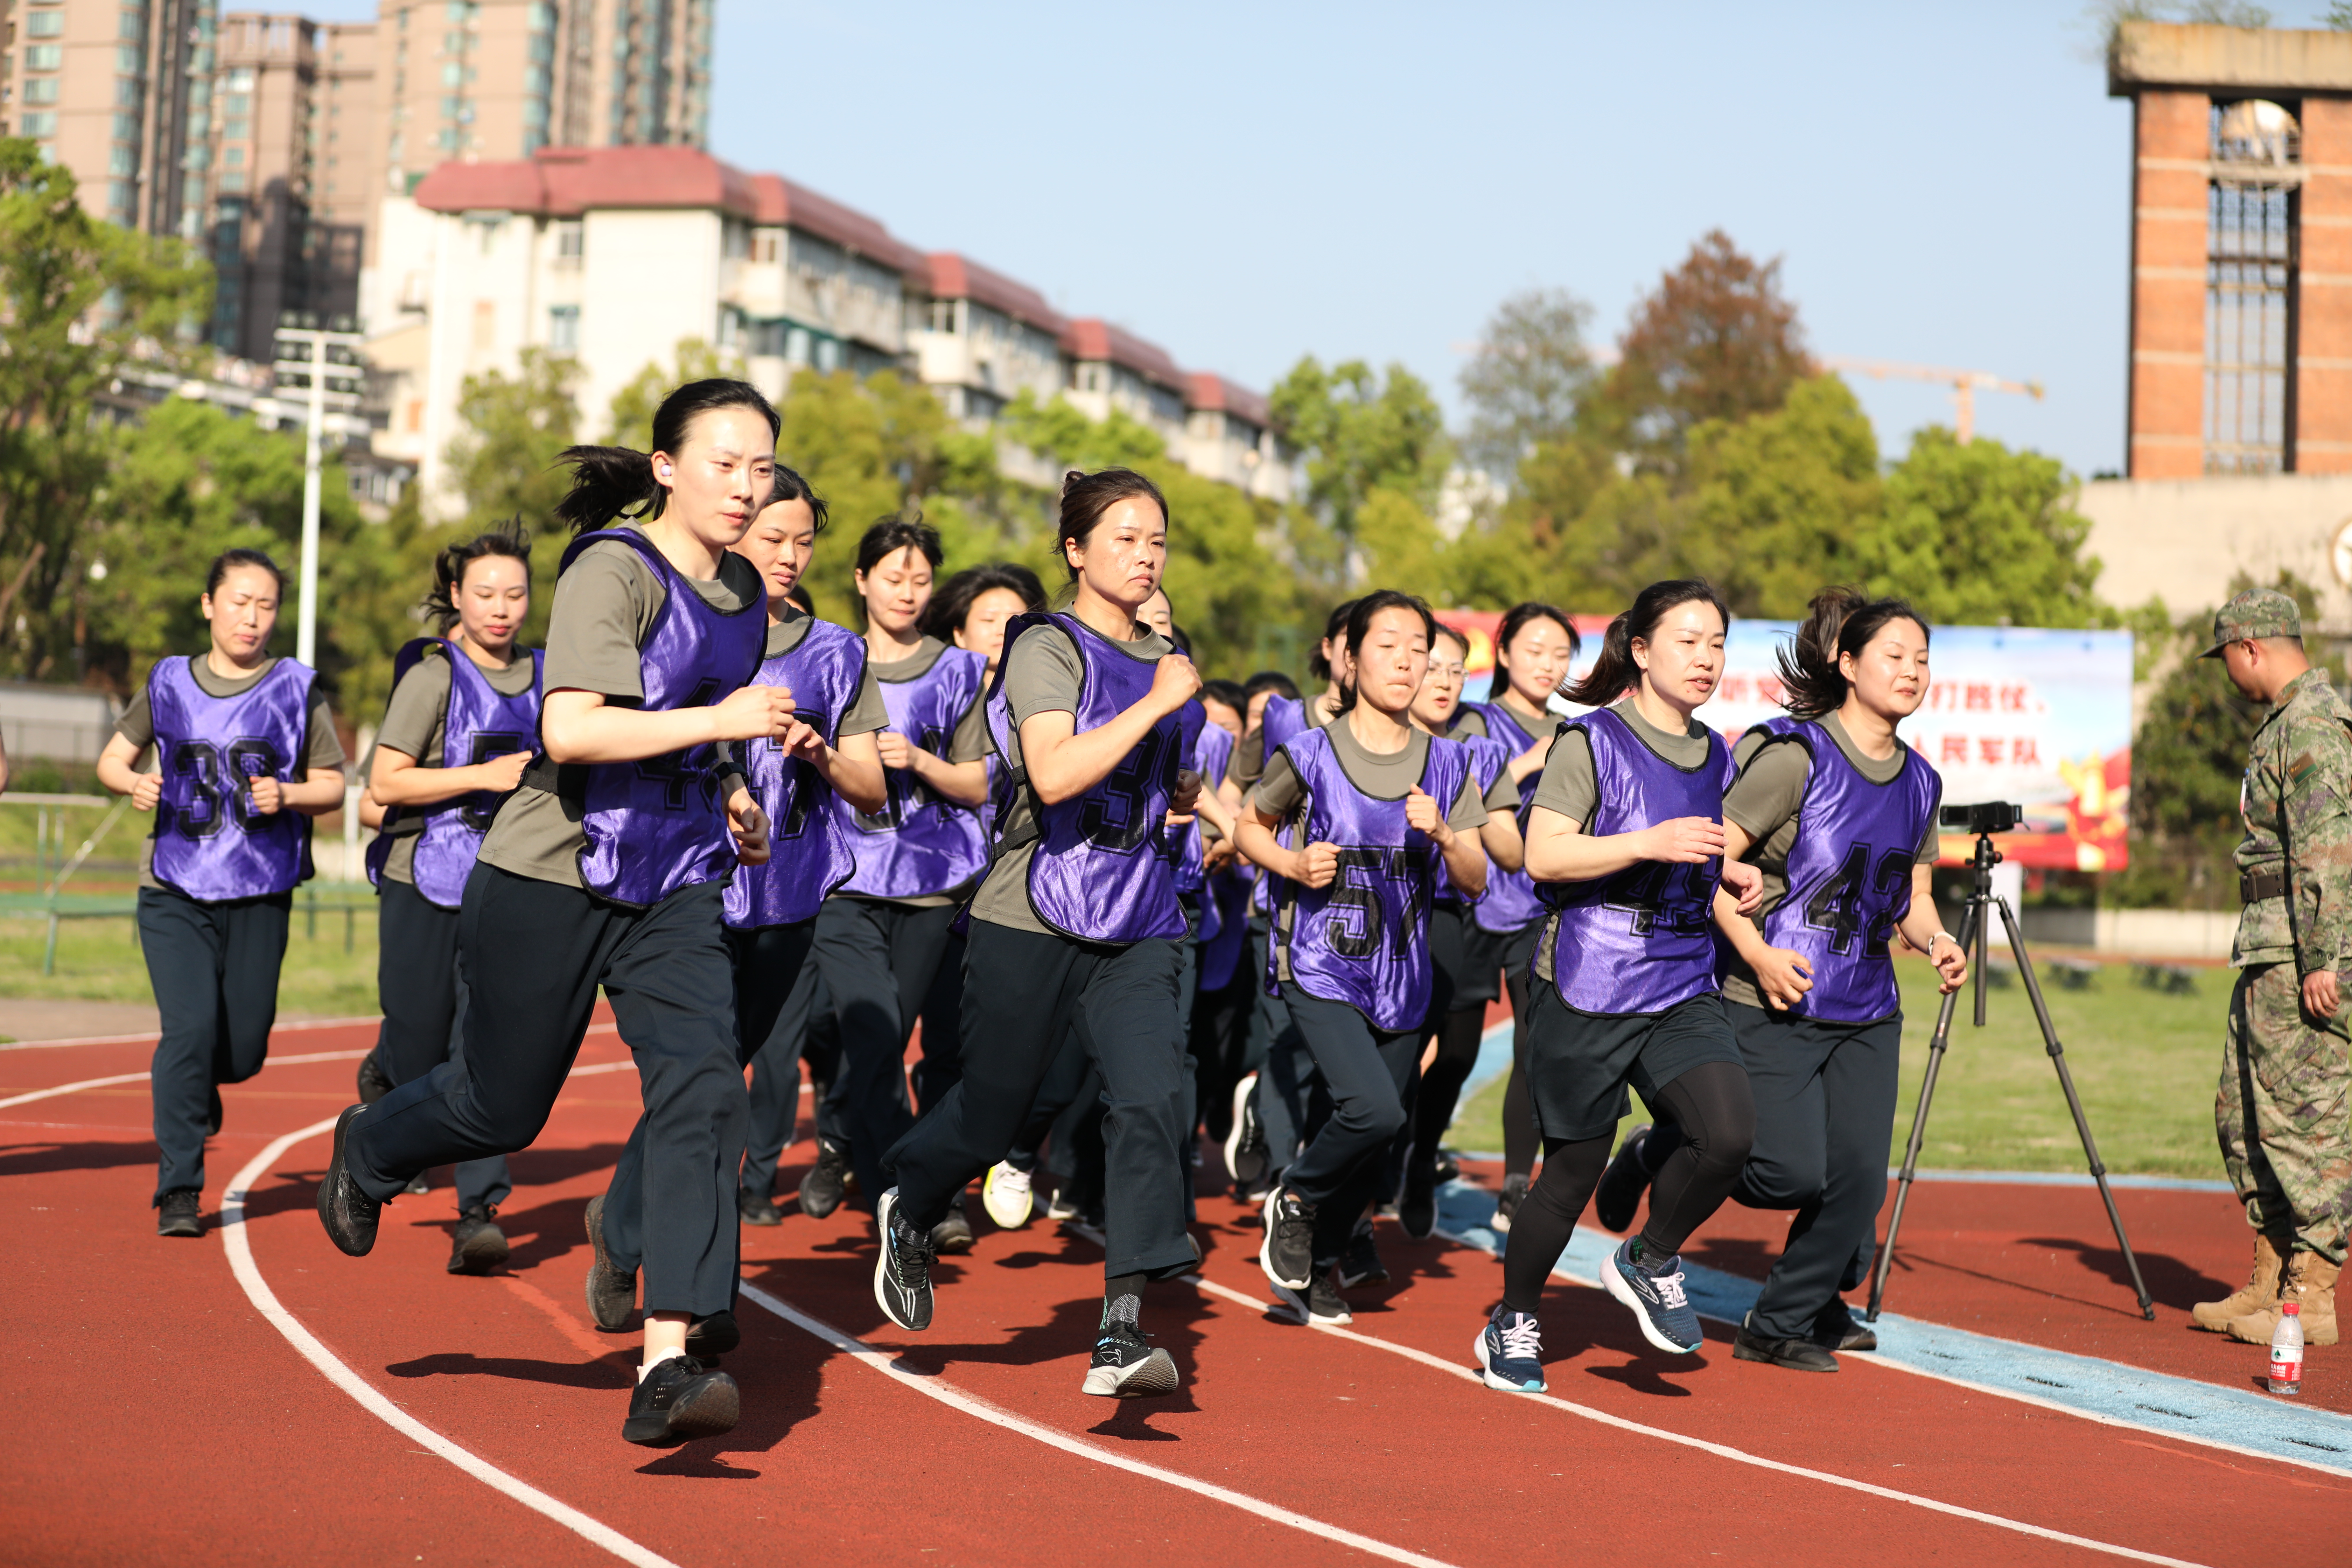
1682;374;1882;617
1269;358;1449;583
1457;288;1597;480
445;346;583;532
0;138;211;681
601;337;736;448
1861;427;2108;628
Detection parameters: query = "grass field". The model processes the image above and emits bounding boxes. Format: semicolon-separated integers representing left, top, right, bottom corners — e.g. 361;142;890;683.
0;903;382;1019
1447;958;2234;1180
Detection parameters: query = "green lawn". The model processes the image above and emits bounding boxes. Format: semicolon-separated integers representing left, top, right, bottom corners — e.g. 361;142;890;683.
1448;961;2232;1180
0;902;383;1018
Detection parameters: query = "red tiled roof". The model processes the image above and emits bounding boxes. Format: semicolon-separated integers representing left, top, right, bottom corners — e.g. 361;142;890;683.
1184;372;1268;428
924;252;1065;335
414;146;922;272
1060;317;1184;390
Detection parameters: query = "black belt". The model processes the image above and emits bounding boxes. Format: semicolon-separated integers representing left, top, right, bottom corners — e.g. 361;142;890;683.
2241;867;2288;903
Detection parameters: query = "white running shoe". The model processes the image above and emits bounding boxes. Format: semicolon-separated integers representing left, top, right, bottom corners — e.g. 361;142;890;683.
982;1162;1034;1229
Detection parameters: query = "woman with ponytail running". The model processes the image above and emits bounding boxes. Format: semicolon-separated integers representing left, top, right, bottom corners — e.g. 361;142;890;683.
97;549;347;1238
317;379;792;1448
358;526;539;1273
1447;602;1579;1231
1237;592;1495;1325
1475;579;1762;1394
873;468;1204;1400
1594;588;1962;1371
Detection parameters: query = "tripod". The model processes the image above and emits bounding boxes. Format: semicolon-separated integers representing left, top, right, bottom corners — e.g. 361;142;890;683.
1865;828;2156;1322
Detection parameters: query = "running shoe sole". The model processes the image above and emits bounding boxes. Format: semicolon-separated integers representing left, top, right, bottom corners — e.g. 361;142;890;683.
872;1190;933;1332
981;1163;1033;1229
1475;1328;1547;1393
621;1372;740;1446
1592;1125;1652;1234
1269;1278;1311;1323
1600;1251;1703;1355
1224;1074;1264;1185
316;1105;379;1257
447;1222;509;1275
1081;1347;1180;1398
1258;1185;1311;1292
582;1195;636;1331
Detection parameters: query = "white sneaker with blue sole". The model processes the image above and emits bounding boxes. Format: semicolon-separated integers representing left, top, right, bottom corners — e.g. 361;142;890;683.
1601;1238;1704;1353
1476;1305;1547;1392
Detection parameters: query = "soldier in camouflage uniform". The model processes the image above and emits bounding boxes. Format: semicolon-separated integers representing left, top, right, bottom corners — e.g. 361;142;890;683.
2191;589;2350;1348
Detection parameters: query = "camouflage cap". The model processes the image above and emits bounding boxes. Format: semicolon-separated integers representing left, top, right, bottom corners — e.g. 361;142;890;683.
2198;588;2303;658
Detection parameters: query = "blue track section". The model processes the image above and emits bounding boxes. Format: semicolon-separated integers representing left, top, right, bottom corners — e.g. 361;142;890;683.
1432;1180;2352;1476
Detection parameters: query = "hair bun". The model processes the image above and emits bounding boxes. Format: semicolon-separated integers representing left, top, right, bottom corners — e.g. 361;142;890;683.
1062;470;1086;497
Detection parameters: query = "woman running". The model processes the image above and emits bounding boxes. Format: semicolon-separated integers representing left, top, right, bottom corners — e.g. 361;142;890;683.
1596;588;1962;1370
97;548;348;1238
360;526;540;1273
797;519;993;1243
873;467;1204;1399
1396;619;1524;1240
1237;591;1493;1325
317;378;791;1448
1448;602;1579;1231
1475;579;1762;1395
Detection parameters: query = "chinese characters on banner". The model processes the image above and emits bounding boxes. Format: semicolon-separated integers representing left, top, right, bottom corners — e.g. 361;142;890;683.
1433;610;2134;871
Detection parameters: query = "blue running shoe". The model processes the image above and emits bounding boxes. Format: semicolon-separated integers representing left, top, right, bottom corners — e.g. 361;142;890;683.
1601;1239;1703;1353
1476;1304;1547;1392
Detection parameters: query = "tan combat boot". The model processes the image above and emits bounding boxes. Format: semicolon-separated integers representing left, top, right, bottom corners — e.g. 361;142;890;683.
2227;1250;2340;1346
2191;1231;2287;1332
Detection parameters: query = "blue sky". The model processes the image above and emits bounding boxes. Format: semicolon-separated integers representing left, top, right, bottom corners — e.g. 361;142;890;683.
305;3;2350;477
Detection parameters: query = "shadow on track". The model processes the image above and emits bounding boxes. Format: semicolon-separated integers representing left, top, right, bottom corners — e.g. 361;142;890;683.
2023;1235;2225;1313
0;1140;154;1179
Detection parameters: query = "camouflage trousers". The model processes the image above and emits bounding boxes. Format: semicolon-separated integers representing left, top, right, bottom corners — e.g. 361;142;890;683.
2218;962;2352;1264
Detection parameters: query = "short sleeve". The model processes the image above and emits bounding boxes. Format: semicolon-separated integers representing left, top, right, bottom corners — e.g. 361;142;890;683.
1229;723;1267;786
303;691;347;774
1481;768;1520;814
114;684;156;752
946;685;992;762
837;662;888;738
543;544;658;700
1723;736;1811;844
1530;728;1598;825
1449;709;1491;741
1447;771;1489;832
1004;625;1086;727
375;654;453;761
1248;750;1306;820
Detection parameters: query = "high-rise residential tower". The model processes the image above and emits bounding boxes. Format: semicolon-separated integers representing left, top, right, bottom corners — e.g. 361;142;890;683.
2;0;210;235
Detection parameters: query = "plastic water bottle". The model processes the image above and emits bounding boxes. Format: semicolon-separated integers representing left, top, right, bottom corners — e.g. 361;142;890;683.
2268;1302;2303;1396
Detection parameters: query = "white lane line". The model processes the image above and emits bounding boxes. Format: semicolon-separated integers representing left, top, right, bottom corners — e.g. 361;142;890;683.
220;1116;679;1568
737;1283;1461;1568
0;1016;385;1051
0;1047;638;1113
1180;1266;2213;1568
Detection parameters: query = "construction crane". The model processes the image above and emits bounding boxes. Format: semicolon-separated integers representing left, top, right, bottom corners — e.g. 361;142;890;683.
1822;356;2044;444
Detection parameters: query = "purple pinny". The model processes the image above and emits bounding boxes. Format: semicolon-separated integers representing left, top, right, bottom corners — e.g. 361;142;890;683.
1267;729;1474;1031
986;611;1202;944
1436;732;1512;907
1541;707;1734;1015
147;656;317;901
1461;700;1548;936
366;638;543;909
1249;694;1311;921
726;618;868;930
1168;720;1236;939
832;643;989;899
563;529;766;908
1742;716;1942;1022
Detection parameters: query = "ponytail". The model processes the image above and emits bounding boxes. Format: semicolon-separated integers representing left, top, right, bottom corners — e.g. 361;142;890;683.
1561;578;1730;707
1776;585;1928;721
421;520;532;634
553;377;781;534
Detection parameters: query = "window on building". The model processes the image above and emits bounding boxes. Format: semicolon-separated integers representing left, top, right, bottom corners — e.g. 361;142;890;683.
118;46;142;73
24;11;63;37
109;146;137;176
2206;99;2298;474
19;112;57;137
548;304;579;352
23;79;58;104
224;146;245;167
26;45;62;70
219;169;246;191
223;92;251;115
753;231;780;263
554;220;583;259
929;299;958;334
114;113;140;141
120;9;144;40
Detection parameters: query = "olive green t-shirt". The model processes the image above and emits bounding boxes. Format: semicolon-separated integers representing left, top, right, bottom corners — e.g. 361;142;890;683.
1229;692;1339;788
114;654;346;892
371;644;539;884
1717;712;1942;1009
1529;699;1713;826
476;526;760;889
969;618;1175;936
1247;724;1502;831
854;635;994;909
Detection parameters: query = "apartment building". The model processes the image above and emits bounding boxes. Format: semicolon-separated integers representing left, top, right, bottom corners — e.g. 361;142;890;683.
378;142;1292;517
2;0;208;233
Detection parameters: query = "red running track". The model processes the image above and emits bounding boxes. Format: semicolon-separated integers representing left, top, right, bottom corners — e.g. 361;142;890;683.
3;1020;2345;1568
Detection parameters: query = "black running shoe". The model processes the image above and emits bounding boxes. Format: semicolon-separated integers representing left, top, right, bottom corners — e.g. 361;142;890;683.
1812;1301;1876;1353
621;1354;739;1447
206;1084;224;1137
684;1310;739;1359
1224;1074;1267;1188
447;1206;509;1275
798;1136;850;1219
931;1193;974;1255
1734;1315;1838;1372
316;1105;381;1257
1082;1320;1180;1398
1306;1273;1353;1326
582;1194;636;1331
1490;1172;1528;1235
1400;1148;1438;1242
1433;1148;1462;1183
1338;1222;1388;1289
355;1048;393;1106
157;1187;202;1239
1592;1124;1653;1234
1600;1239;1703;1354
1259;1184;1316;1292
738;1189;783;1227
402;1172;431;1197
873;1188;936;1332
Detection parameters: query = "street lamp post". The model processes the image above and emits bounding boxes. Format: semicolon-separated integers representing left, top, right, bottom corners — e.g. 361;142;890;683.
271;315;365;670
